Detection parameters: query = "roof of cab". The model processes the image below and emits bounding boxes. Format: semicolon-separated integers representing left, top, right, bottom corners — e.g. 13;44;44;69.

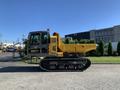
29;31;49;34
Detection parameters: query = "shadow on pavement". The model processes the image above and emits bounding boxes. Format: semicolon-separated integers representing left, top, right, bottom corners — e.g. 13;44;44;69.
0;66;84;73
0;59;22;62
0;66;44;72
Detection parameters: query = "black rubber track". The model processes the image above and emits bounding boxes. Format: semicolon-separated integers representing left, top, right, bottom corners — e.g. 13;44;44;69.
39;57;91;72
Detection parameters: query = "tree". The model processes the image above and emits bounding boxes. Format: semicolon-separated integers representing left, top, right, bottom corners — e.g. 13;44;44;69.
117;41;120;56
79;39;86;44
64;38;69;44
97;40;104;56
107;42;112;56
89;40;95;44
74;39;78;44
23;39;28;55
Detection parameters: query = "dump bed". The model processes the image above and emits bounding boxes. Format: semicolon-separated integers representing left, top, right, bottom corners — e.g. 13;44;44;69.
60;44;96;53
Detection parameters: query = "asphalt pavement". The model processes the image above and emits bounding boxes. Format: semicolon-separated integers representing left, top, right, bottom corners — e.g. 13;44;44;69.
0;52;120;90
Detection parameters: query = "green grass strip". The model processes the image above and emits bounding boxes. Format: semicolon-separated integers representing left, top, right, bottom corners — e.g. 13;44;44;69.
88;56;120;63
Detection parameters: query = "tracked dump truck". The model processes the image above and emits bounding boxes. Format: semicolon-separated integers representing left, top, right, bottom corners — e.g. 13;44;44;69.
27;30;96;71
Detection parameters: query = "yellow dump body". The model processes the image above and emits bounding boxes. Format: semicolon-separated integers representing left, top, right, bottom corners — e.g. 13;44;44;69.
60;44;96;54
49;32;96;56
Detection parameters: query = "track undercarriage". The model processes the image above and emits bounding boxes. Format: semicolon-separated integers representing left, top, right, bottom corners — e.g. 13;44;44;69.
39;57;91;72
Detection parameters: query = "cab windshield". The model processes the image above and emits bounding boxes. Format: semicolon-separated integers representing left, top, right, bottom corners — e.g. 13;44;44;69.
29;32;50;45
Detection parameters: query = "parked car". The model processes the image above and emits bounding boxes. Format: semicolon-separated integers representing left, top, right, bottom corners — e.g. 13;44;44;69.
6;48;16;52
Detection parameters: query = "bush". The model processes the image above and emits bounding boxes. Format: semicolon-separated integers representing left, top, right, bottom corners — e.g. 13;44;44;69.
97;40;104;56
117;41;120;56
113;51;118;56
107;42;112;56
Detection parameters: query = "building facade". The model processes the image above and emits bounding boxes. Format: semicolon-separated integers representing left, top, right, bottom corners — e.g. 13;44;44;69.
65;31;90;40
90;27;114;43
65;25;120;43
